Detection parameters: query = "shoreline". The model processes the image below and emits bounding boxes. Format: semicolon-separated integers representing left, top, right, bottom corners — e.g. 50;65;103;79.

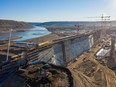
0;26;51;41
25;33;60;43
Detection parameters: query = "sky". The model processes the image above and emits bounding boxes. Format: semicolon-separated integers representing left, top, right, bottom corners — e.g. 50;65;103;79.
0;0;116;22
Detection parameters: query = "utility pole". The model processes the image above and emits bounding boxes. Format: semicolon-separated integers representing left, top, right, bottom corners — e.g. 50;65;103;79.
75;25;80;35
6;29;12;62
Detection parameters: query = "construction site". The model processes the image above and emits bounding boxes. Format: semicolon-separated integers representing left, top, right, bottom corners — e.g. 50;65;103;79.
0;15;116;87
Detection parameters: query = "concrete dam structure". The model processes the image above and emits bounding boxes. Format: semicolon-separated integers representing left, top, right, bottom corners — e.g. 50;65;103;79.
52;30;100;65
27;30;101;66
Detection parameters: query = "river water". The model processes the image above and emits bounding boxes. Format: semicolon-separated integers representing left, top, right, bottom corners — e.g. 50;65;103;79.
0;26;51;41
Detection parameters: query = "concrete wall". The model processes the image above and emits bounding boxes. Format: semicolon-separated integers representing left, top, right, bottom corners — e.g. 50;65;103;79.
53;44;65;65
30;30;101;66
53;31;100;66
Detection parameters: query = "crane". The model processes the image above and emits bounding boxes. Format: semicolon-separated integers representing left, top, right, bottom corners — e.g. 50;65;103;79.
85;14;111;38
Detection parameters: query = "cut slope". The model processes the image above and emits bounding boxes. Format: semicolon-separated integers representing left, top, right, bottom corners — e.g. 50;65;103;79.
68;51;116;87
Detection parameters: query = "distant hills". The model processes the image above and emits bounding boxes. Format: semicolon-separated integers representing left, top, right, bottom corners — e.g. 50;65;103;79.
29;21;116;32
31;21;116;27
0;19;34;34
1;20;116;34
38;21;100;26
29;22;41;26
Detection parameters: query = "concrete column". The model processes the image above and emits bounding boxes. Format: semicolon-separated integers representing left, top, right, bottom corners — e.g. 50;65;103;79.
110;36;115;58
108;35;116;68
61;41;67;63
61;40;70;63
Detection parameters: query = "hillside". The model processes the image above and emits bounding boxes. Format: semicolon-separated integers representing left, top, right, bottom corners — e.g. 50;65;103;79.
67;43;116;87
38;21;102;27
38;21;116;27
2;40;116;87
29;22;41;26
33;21;116;32
0;20;34;34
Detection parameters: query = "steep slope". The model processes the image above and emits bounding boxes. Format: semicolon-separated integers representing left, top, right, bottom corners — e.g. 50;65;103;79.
0;19;33;34
1;40;116;87
68;46;116;87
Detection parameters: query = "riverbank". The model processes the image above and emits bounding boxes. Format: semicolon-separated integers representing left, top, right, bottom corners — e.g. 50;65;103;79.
25;33;60;43
0;33;60;61
0;26;51;41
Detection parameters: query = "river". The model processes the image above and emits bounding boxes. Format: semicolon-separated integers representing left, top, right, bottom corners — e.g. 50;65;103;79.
0;26;51;41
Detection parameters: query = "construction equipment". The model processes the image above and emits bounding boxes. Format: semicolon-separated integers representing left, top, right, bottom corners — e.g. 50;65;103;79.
85;14;111;38
101;15;111;38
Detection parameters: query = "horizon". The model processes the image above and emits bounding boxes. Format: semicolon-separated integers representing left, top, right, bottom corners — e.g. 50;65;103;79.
1;19;116;22
1;19;116;23
0;0;116;22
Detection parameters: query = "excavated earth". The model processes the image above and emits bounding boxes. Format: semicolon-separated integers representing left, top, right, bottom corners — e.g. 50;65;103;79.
1;43;116;87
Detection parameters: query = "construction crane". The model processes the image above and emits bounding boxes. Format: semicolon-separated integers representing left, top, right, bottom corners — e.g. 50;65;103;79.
101;15;111;38
85;14;111;38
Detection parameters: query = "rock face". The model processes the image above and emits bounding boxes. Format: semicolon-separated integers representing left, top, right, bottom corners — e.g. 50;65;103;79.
0;19;34;34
